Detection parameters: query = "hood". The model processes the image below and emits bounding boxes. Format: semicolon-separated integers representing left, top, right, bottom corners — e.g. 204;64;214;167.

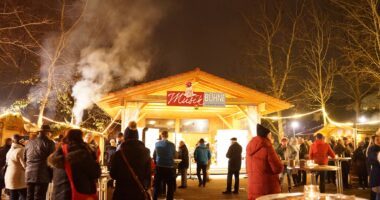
11;143;24;149
248;136;271;156
198;143;207;149
48;143;93;169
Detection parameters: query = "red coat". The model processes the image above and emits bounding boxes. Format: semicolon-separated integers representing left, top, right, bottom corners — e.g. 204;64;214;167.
309;139;335;165
246;136;283;200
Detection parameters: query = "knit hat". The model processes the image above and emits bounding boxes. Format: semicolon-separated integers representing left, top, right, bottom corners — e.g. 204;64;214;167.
257;124;270;137
124;127;139;140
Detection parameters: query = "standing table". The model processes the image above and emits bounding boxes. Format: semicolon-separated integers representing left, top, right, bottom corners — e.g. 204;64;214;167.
287;165;341;193
329;157;351;193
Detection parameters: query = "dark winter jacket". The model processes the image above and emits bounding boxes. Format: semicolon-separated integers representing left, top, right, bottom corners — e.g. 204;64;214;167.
194;144;211;166
178;145;189;169
105;145;116;168
334;143;350;157
299;143;309;160
352;146;367;173
367;144;380;187
226;142;242;171
110;140;151;200
24;134;55;183
48;142;100;199
48;142;100;200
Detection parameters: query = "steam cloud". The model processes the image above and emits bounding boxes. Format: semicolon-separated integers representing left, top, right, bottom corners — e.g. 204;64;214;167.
71;0;166;124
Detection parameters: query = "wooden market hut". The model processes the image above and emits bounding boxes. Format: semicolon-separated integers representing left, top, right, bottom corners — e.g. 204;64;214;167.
97;68;292;168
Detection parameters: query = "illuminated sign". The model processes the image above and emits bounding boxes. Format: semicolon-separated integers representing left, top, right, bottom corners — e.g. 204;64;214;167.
167;91;225;107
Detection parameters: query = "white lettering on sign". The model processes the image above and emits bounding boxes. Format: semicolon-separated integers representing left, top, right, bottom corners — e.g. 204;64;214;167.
203;92;225;107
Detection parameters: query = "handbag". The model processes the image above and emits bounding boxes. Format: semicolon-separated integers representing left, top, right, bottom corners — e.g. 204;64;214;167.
62;144;98;200
120;147;152;200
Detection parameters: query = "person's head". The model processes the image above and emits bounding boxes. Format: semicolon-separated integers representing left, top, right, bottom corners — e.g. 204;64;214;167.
298;137;304;144
110;139;116;147
143;127;148;133
337;139;344;145
63;129;84;144
289;137;298;146
374;129;380;146
329;136;336;144
11;135;23;145
343;137;348;144
128;121;137;130
84;132;94;143
365;137;370;144
117;132;124;143
161;130;169;139
179;141;185;147
230;137;237;144
315;133;324;141
257;124;271;138
358;141;365;148
4;138;12;146
199;138;205;144
39;124;52;136
124;127;139;140
281;137;288;146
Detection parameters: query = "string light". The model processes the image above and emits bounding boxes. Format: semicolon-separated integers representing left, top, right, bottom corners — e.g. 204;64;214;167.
261;109;322;120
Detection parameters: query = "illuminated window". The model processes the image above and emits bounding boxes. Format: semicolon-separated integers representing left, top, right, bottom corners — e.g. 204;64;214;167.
145;119;175;132
180;119;209;133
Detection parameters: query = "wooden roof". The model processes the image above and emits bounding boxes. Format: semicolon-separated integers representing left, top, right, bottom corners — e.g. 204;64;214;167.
97;68;293;118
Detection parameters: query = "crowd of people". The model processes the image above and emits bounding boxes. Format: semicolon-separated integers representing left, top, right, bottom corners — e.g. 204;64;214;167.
0;122;378;200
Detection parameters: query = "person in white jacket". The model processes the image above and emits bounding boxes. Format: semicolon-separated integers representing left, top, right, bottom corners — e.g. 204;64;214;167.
5;134;26;200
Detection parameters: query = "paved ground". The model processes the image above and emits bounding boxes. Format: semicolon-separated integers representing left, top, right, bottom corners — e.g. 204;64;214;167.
169;175;370;200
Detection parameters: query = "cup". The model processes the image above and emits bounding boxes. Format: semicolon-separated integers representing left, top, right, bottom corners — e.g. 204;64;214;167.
304;185;320;200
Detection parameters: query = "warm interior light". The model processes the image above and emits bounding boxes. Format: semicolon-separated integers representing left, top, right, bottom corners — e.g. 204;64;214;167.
148;120;156;125
166;120;174;126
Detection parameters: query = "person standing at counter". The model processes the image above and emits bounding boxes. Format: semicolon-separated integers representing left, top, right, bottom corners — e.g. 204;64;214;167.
246;124;283;200
309;133;335;193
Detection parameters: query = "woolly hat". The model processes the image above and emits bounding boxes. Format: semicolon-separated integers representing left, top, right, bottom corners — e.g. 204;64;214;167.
257;124;270;137
124;127;139;140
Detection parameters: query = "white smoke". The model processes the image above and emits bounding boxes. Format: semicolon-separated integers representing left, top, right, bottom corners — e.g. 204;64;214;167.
71;0;165;124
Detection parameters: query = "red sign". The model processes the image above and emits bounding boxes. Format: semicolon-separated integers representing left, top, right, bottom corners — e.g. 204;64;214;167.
167;91;204;107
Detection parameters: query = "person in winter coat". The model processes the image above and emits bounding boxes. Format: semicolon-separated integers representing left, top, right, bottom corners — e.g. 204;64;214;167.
24;125;55;200
246;124;283;200
368;130;380;200
334;139;351;189
111;126;152;200
298;138;309;185
223;137;242;194
194;138;211;187
309;133;335;193
5;135;26;200
177;141;189;188
48;129;101;200
0;138;12;195
352;141;368;189
276;137;297;190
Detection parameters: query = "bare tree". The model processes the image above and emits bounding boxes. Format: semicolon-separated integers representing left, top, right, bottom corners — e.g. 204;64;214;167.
12;0;88;126
339;55;376;124
243;0;305;138
302;6;339;125
331;0;380;81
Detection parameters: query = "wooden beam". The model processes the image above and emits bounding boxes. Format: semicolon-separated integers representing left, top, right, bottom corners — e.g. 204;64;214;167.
136;112;147;123
217;114;233;129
